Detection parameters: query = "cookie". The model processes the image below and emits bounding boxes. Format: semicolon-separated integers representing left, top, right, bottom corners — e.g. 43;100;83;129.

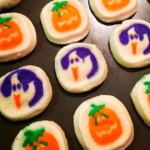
55;43;108;93
0;65;52;121
131;74;150;126
110;19;150;68
0;0;20;12
40;0;90;44
12;120;69;150
0;12;37;62
73;95;134;150
89;0;138;23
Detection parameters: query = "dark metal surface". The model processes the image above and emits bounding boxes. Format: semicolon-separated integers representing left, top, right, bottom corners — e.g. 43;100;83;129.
0;0;150;149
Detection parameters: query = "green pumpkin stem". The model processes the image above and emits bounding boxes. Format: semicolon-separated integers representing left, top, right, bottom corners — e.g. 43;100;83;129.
89;104;108;125
22;128;45;147
52;0;68;16
0;16;12;24
3;24;10;28
89;104;105;116
0;16;12;28
100;113;109;118
144;81;150;94
40;141;48;146
33;145;38;150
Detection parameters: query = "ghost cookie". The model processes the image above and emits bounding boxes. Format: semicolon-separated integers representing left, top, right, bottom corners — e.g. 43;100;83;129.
0;13;37;62
12;120;69;150
40;0;90;44
0;0;21;12
55;43;108;93
0;65;52;121
89;0;138;23
131;74;150;126
73;95;134;150
110;19;150;68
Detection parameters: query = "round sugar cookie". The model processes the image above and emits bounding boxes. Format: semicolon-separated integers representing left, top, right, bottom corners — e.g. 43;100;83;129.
12;120;69;150
110;19;150;68
73;95;134;150
40;0;90;44
0;65;52;121
55;43;108;93
89;0;138;23
131;74;150;126
0;0;21;12
0;13;37;62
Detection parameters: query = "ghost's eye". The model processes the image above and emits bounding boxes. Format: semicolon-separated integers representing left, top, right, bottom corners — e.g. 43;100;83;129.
70;58;74;64
17;83;21;89
130;34;134;40
134;34;138;39
75;57;79;62
13;84;17;91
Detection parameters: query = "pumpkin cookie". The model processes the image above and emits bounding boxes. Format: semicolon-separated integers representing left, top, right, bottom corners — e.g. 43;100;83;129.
0;13;37;62
110;19;150;68
74;95;134;150
89;0;138;23
131;74;150;126
40;0;90;44
0;66;52;121
55;43;108;93
12;120;69;150
0;0;20;12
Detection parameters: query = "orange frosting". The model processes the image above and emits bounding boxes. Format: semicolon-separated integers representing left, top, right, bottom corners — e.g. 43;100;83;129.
0;20;23;50
148;93;150;106
25;132;60;150
89;106;122;145
102;0;130;11
52;4;81;32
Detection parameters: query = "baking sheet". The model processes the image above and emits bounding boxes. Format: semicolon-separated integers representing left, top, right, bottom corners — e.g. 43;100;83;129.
0;0;150;149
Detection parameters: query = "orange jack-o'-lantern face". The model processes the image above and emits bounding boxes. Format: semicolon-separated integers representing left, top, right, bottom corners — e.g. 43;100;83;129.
0;17;23;50
88;104;122;145
102;0;130;11
143;81;150;106
23;128;60;150
52;0;81;32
